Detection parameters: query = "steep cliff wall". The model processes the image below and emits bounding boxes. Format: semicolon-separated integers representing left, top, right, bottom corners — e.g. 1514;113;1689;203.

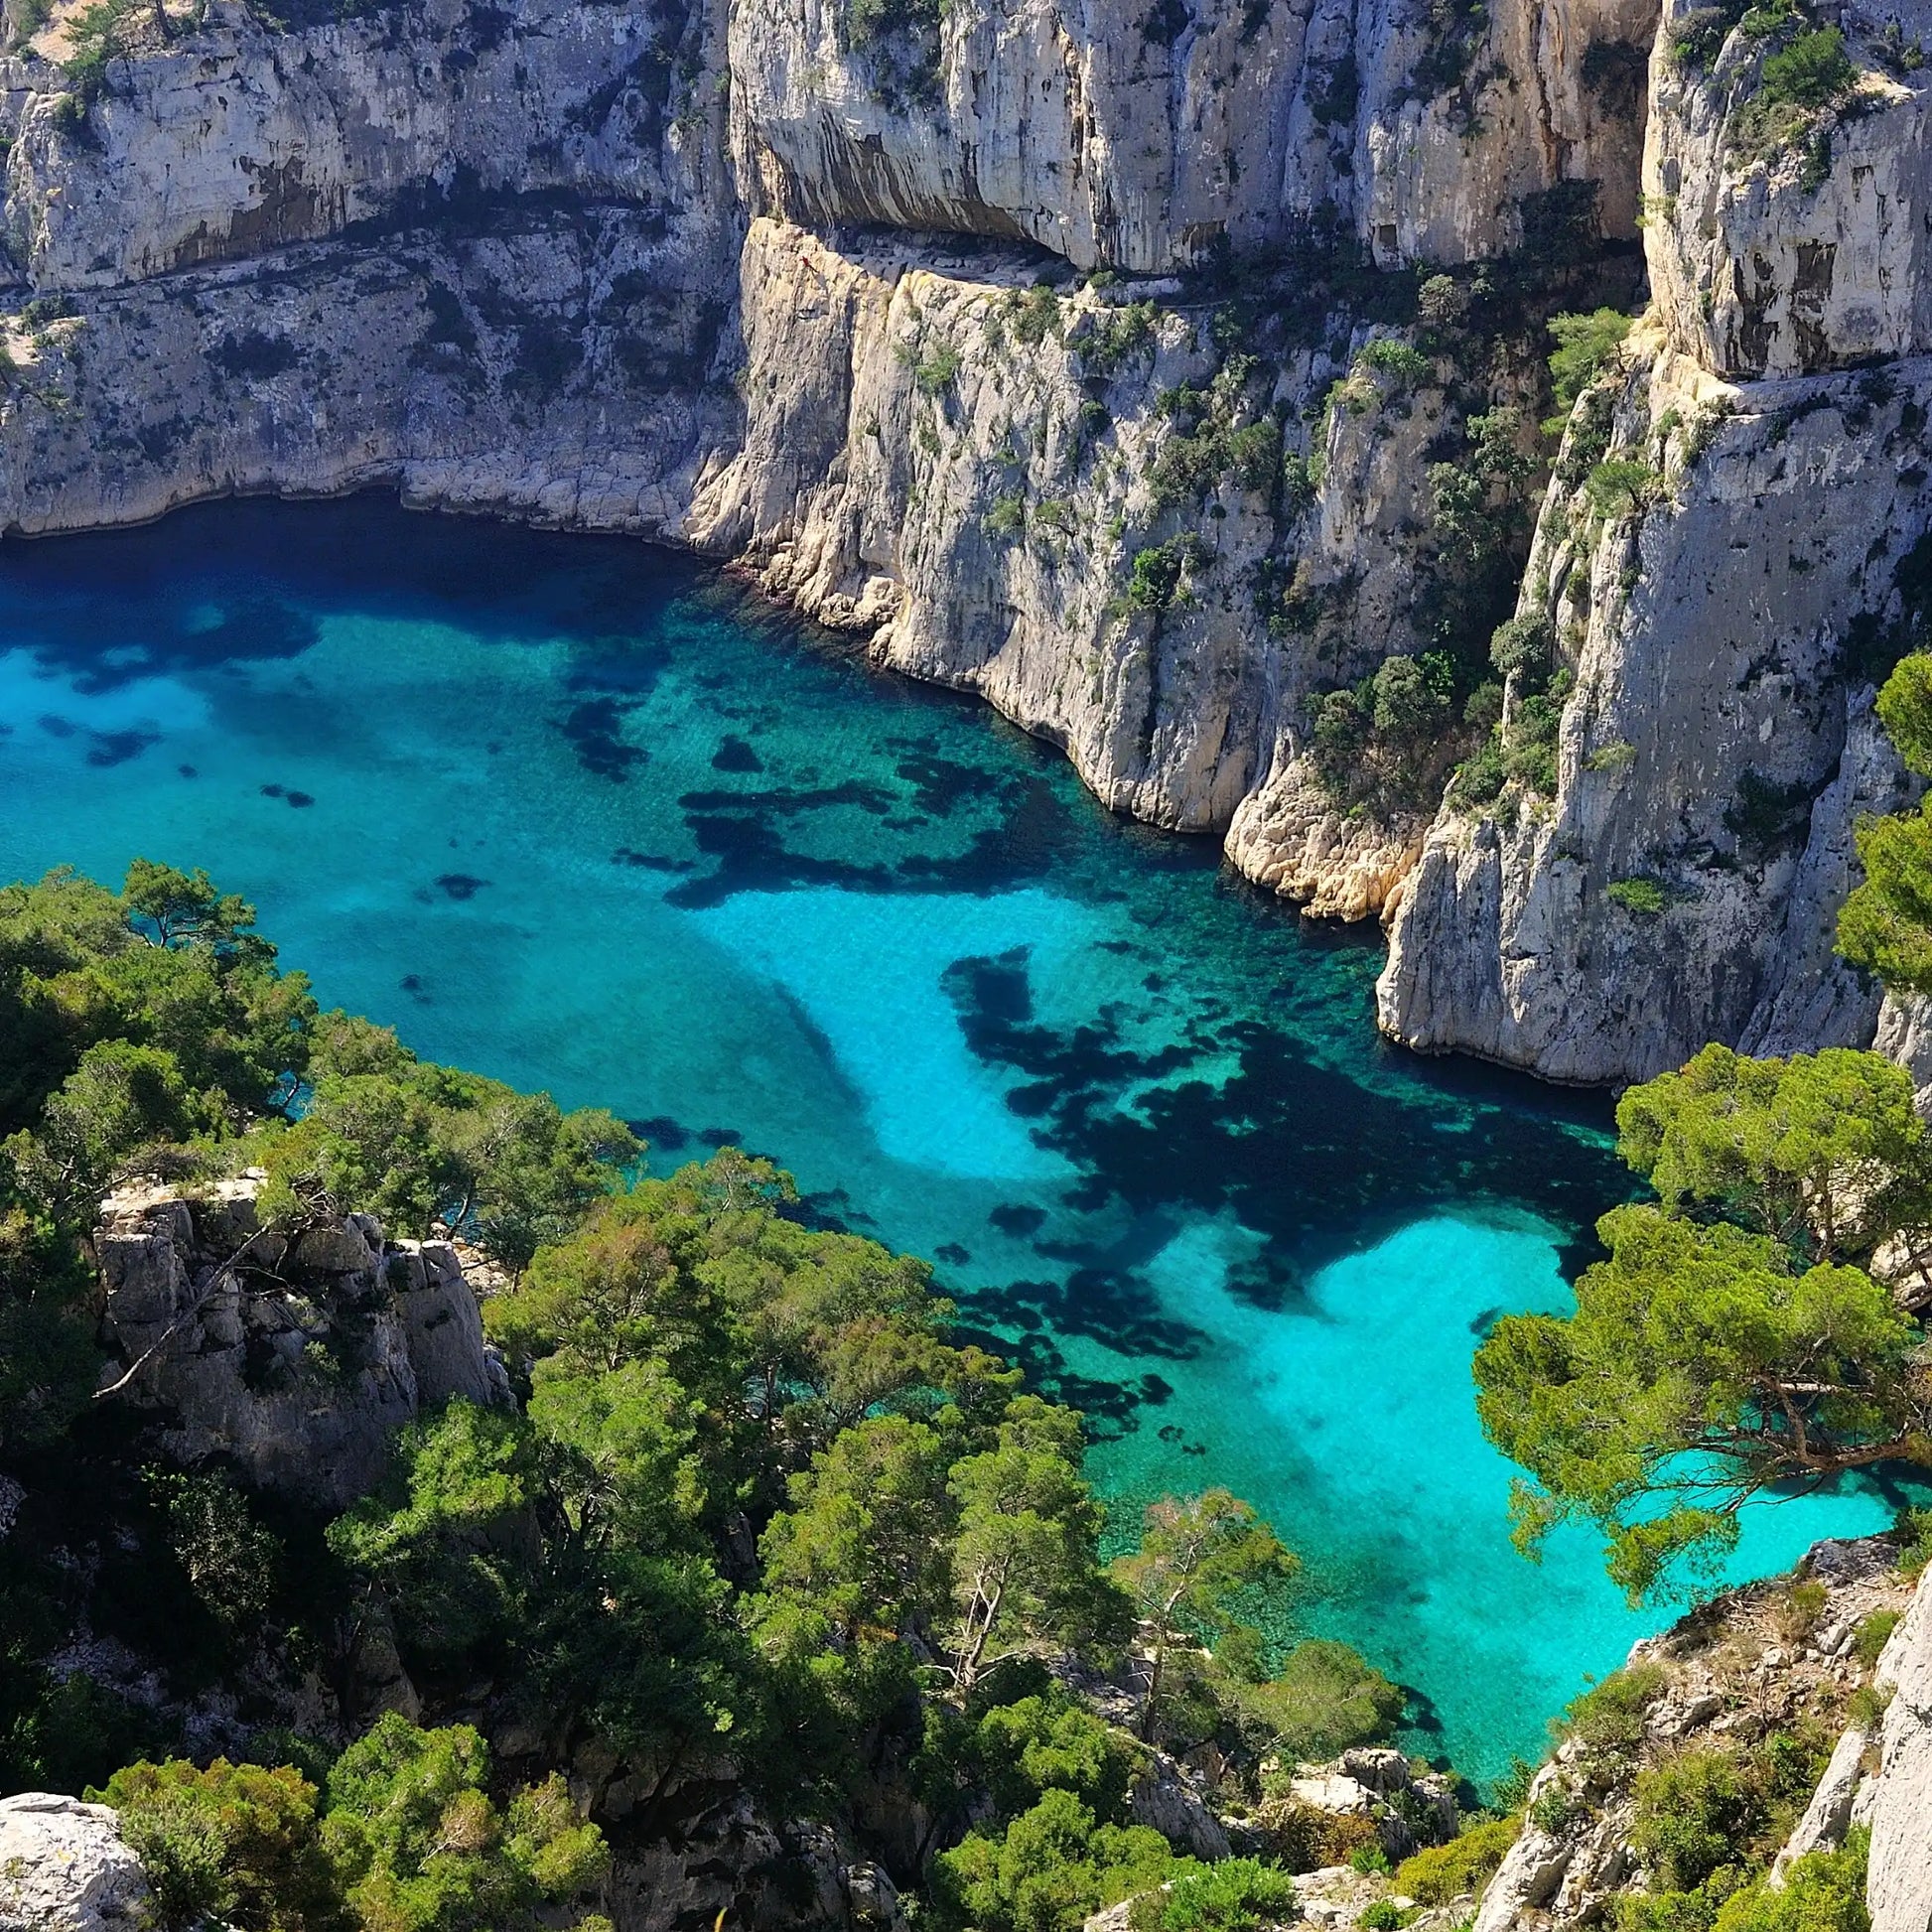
1645;0;1932;379
1379;0;1932;1082
0;0;743;532
1380;338;1931;1080
727;0;1657;272
688;216;1530;847
0;0;1926;1071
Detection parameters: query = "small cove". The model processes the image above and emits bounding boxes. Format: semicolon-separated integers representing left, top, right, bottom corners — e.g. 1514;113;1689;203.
0;493;1907;1784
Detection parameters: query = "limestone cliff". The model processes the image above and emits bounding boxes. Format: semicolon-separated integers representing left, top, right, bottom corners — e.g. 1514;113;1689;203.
95;1174;510;1507
688;216;1532;842
0;1792;152;1932
1380;337;1930;1081
0;0;1926;1075
0;0;1636;925
1380;0;1932;1082
1466;1537;1914;1931
727;0;1656;272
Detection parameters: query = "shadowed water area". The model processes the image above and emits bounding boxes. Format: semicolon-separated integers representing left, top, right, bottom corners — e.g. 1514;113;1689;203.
0;495;1907;1783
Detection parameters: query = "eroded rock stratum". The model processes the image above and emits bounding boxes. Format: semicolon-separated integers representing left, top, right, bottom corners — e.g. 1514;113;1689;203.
0;0;1926;1078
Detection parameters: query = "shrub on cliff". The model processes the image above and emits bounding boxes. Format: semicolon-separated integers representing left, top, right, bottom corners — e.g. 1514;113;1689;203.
1394;1814;1518;1905
321;1716;609;1932
91;1757;343;1932
934;1786;1176;1932
1841;651;1932;989
1234;1639;1403;1763
1545;310;1632;428
1710;1830;1869;1932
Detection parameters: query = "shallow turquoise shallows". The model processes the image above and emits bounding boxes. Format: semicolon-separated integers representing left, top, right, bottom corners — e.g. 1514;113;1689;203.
0;497;1907;1783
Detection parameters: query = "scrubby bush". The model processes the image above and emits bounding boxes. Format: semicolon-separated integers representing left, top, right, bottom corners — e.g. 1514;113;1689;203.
1606;878;1670;915
1631;1750;1755;1890
1757;26;1856;111
1562;1663;1668;1754
1255;1801;1380;1874
1853;1608;1901;1666
1585;459;1658;522
1355;339;1432;387
1489;615;1552;681
1395;1814;1520;1904
1709;1830;1869;1932
1226;420;1283;493
1137;1859;1297;1932
934;1787;1175;1932
321;1715;608;1932
92;1758;341;1932
1082;301;1156;376
1546;311;1633;424
1236;1640;1403;1763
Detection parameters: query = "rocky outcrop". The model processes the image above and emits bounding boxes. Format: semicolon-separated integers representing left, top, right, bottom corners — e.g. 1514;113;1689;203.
1865;1561;1932;1932
1225;764;1427;920
0;0;743;538
7;0;722;291
728;0;1657;272
0;1793;152;1932
1645;0;1932;380
94;1174;510;1507
607;1791;911;1932
1380;338;1931;1082
1466;1536;1908;1930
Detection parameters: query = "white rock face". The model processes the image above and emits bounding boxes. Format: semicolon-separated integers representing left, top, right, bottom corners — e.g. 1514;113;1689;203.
1645;0;1932;378
1380;344;1931;1082
688;215;1503;855
7;0;716;291
1867;1563;1932;1932
95;1177;510;1506
729;0;1657;272
1769;1720;1870;1881
0;1794;151;1932
1224;759;1427;920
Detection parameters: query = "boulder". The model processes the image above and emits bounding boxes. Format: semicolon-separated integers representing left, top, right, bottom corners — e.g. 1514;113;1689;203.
1128;1752;1232;1861
0;1793;152;1932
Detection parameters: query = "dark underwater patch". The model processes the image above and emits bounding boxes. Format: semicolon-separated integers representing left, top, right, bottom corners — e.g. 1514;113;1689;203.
711;735;764;772
696;1125;744;1148
628;1115;689;1152
895;750;993;816
286;791;315;808
613;847;695;873
989;1203;1047;1236
939;940;1627;1322
560;698;644;779
435;874;489;900
85;729;159;767
38;715;75;738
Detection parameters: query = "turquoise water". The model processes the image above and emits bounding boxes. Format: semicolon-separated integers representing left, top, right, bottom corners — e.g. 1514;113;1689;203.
0;497;1905;1783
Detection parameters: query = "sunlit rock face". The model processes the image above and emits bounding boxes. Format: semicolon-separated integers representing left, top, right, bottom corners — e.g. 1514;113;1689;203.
1644;0;1932;379
95;1175;509;1507
727;0;1658;272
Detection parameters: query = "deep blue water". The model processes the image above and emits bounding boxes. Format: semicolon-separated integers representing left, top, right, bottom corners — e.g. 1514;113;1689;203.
0;496;1905;1782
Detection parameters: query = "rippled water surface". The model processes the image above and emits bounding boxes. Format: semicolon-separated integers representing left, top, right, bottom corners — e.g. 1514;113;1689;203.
0;497;1903;1782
